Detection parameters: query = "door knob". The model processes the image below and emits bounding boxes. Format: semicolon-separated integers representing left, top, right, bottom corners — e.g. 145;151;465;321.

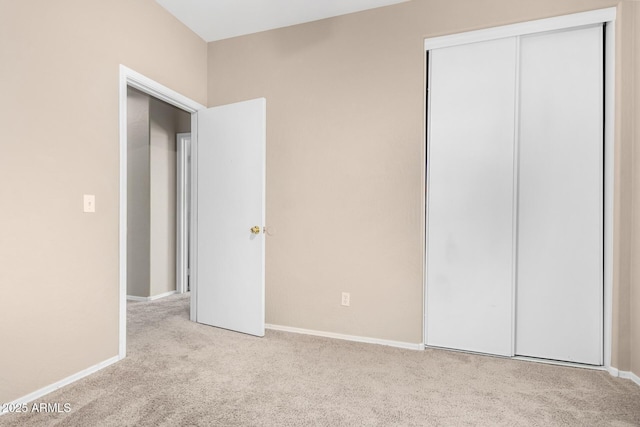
250;226;261;234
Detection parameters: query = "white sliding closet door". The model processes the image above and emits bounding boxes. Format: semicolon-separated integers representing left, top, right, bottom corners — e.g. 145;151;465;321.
426;37;517;356
515;26;603;365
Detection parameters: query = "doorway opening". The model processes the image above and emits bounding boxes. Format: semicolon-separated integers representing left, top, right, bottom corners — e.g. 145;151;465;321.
119;66;267;359
125;86;191;302
118;65;205;359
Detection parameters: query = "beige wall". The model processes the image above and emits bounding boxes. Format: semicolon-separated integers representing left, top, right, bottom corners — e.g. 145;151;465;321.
0;0;206;403
149;97;190;297
630;0;640;379
613;0;639;376
208;0;639;375
127;88;151;298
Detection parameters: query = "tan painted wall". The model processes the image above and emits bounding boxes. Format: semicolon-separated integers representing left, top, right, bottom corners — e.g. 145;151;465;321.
613;0;638;377
208;0;639;375
0;0;206;403
630;0;640;379
149;97;190;297
127;88;151;298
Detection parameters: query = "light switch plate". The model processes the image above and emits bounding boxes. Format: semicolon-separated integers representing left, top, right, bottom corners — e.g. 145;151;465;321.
83;194;95;213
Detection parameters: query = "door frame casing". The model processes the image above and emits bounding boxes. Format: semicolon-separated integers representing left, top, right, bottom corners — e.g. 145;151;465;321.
118;65;205;358
423;7;616;370
176;132;191;295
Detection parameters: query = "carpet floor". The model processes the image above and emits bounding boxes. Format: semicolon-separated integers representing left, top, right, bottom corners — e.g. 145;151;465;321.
2;293;639;426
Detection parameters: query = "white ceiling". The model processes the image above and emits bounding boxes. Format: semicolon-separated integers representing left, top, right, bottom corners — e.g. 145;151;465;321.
156;0;410;42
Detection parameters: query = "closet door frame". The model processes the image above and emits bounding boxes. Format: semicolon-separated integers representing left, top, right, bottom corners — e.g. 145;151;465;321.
423;7;616;370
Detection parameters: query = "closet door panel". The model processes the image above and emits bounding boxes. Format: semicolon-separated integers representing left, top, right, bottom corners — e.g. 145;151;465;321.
516;26;603;365
426;37;517;356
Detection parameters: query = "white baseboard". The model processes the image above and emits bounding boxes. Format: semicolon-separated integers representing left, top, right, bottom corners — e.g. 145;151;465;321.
606;366;640;387
0;355;121;416
265;324;424;351
126;290;177;302
619;370;640;387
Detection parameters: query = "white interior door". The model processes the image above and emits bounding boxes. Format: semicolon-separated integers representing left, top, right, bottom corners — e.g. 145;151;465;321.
515;26;603;365
194;98;266;337
426;37;517;356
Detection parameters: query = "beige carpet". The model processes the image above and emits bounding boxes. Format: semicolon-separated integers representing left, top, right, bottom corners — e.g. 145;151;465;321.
2;293;639;426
